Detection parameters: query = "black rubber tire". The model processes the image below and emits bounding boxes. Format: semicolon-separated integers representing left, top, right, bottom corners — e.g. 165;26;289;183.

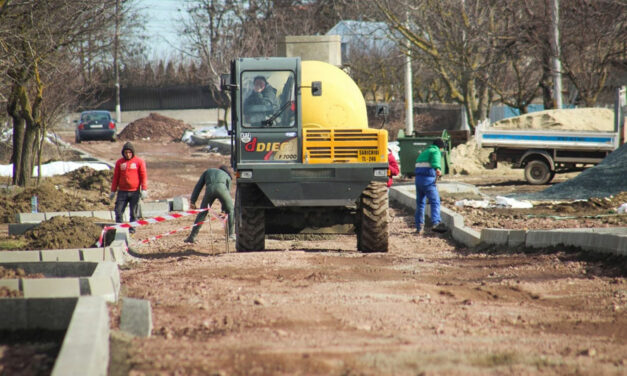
524;160;551;185
356;181;389;253
235;188;265;252
75;134;81;144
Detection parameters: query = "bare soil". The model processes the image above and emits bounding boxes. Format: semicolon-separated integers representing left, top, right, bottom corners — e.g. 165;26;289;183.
0;168;112;223
2;117;626;375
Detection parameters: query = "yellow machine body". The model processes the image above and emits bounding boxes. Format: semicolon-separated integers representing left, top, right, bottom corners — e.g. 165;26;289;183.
301;60;369;130
300;60;387;164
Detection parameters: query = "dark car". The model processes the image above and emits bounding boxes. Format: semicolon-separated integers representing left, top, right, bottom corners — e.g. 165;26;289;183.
75;110;117;143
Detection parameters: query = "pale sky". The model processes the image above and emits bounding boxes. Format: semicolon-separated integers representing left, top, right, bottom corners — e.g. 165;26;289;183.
137;0;188;58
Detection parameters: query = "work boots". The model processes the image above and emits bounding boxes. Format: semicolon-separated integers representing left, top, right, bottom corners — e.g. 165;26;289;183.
184;227;200;243
432;222;447;233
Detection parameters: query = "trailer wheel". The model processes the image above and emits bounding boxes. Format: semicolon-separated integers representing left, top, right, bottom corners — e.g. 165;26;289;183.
524;160;552;185
235;189;265;252
356;182;389;253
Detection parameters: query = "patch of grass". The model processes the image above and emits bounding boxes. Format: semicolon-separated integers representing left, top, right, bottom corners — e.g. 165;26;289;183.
472;352;518;367
0;238;27;250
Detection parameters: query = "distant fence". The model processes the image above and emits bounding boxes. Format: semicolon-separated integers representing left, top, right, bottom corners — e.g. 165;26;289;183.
81;85;227;112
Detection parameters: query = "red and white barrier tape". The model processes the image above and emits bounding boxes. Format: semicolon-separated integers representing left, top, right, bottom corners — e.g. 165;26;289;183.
98;207;227;247
139;217;224;244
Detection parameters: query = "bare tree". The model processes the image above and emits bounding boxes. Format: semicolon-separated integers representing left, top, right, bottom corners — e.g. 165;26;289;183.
484;0;547;114
347;39;404;103
375;0;505;129
0;0;116;186
560;0;627;106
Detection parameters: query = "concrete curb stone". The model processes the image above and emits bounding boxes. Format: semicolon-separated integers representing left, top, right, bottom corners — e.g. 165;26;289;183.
389;184;627;255
52;297;109;376
120;298;153;338
0;261;120;302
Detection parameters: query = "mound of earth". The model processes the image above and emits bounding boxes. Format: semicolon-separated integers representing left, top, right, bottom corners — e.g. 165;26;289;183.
0;168;113;223
22;216;104;249
118;113;193;141
62;166;113;192
522;142;627;200
492;107;614;131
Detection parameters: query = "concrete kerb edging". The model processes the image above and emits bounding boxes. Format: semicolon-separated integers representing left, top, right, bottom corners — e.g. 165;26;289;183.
0;261;120;302
389;185;627;256
12;205;170;232
52;296;110;376
0;244;129;265
0;296;109;376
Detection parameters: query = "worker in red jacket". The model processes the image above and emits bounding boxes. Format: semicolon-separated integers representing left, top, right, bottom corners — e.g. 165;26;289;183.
110;142;148;233
387;148;399;187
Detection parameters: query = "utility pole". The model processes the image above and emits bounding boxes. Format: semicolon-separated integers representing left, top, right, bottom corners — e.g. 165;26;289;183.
550;0;563;109
404;12;414;136
114;0;122;123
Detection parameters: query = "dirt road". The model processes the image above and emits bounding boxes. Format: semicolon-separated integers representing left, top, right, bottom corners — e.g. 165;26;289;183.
60;134;627;375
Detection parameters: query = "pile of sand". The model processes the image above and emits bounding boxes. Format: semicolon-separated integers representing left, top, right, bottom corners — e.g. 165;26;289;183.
492;108;615;131
449;137;490;174
449;136;515;175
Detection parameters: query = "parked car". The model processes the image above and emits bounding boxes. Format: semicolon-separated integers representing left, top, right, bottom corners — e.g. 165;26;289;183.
75;110;117;143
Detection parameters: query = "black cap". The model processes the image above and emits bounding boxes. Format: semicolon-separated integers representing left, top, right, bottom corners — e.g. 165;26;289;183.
433;139;445;149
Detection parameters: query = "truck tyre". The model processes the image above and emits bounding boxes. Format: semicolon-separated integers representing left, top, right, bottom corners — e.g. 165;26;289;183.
356;181;389;253
524;160;552;185
235;189;265;252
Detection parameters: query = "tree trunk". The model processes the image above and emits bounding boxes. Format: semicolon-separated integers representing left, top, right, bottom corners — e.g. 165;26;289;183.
7;88;25;186
17;126;37;187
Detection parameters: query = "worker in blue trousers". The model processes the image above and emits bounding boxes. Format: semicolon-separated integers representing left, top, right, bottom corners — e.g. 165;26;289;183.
414;139;448;234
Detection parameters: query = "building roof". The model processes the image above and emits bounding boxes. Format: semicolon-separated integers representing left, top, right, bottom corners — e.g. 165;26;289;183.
326;20;396;52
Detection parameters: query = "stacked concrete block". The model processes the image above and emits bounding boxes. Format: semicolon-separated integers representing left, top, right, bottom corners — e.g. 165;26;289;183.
172;196;190;211
139;201;170;218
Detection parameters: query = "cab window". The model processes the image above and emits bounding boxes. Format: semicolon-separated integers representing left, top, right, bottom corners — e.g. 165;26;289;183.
242;71;295;128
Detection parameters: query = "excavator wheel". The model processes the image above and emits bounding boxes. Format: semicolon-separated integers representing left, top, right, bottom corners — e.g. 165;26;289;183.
356;181;389;253
235;189;265;252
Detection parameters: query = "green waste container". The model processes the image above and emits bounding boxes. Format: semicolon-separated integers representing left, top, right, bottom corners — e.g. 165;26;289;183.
397;130;451;177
